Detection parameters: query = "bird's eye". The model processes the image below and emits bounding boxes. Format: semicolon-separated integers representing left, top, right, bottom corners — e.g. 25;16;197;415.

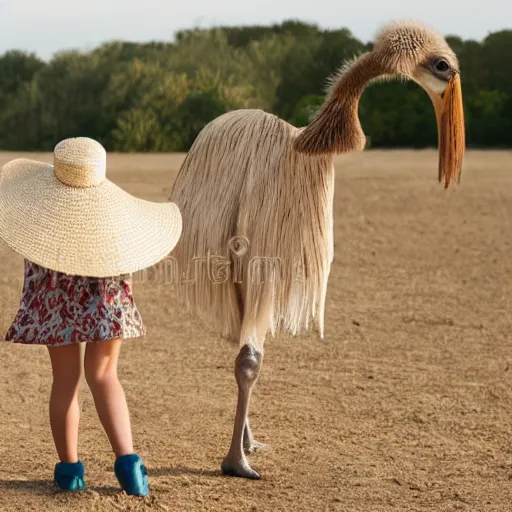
434;58;449;72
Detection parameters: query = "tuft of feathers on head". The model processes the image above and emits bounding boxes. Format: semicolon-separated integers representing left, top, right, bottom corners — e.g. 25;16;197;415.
374;19;436;54
371;19;459;75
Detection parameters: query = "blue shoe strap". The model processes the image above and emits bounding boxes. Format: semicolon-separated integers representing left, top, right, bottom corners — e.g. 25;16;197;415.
115;453;142;467
55;461;84;477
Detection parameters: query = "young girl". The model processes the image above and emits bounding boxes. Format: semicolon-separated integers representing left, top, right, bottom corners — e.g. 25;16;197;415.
0;137;182;496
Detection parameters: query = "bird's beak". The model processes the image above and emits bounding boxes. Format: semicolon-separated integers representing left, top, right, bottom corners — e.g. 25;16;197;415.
426;73;465;188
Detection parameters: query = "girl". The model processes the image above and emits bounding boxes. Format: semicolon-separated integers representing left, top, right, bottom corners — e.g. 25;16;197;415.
0;137;182;496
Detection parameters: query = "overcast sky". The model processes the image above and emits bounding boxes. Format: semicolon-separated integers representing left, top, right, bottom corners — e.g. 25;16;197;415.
0;0;509;60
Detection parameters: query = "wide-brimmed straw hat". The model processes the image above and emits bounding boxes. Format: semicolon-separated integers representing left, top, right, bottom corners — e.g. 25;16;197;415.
0;137;182;277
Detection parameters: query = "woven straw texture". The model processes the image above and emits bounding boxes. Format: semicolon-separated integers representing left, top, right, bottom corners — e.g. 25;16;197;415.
0;142;182;277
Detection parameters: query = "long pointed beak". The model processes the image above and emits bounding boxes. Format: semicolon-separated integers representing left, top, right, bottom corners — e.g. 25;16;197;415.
427;74;465;188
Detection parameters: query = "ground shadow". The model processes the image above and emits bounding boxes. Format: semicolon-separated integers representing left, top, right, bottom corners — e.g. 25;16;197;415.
0;479;54;494
150;466;221;478
0;479;122;497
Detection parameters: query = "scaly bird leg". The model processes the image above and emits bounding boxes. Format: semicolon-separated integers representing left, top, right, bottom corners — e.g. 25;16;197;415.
221;344;263;479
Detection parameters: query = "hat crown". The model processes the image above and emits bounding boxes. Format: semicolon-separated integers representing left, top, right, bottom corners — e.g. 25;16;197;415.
53;137;106;188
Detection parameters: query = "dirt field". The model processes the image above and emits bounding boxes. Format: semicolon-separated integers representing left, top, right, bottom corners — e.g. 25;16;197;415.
0;149;511;511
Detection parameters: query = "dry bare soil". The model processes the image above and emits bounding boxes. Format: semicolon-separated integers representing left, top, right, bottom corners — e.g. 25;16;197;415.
0;150;511;512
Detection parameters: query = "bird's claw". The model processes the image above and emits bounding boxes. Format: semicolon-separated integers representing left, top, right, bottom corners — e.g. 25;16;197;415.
221;455;261;480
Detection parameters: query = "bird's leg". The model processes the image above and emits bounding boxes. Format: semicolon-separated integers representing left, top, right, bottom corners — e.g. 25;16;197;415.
243;417;265;455
221;343;263;479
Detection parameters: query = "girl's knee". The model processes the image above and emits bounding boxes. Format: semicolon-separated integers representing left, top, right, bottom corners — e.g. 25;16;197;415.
84;360;118;390
84;339;122;389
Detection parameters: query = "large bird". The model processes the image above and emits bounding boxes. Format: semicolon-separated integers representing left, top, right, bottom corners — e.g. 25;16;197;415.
169;20;465;479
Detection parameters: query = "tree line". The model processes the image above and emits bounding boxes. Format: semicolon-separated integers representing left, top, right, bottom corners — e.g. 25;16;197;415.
0;20;510;152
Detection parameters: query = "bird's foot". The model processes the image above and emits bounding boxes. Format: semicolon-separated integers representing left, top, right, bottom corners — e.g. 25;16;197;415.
221;454;261;480
244;439;266;455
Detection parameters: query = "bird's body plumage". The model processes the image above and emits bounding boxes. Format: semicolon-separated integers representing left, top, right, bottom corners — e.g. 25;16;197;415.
170;109;335;344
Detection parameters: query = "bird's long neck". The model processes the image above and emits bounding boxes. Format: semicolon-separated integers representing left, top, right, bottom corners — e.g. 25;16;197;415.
294;52;385;155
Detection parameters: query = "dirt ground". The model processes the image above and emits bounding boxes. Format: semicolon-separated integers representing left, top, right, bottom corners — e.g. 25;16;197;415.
0;149;511;511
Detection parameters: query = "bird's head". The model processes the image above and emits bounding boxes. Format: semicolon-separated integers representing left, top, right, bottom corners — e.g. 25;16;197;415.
294;20;465;188
372;21;465;187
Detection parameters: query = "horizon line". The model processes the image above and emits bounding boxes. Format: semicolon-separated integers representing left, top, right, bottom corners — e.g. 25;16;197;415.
0;17;508;63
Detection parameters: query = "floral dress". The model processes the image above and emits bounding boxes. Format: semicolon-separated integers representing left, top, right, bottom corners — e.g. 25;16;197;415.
4;260;147;346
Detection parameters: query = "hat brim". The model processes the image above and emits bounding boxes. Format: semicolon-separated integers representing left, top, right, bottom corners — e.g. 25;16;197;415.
0;158;182;277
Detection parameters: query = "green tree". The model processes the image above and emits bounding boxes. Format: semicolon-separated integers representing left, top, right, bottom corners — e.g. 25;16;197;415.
0;20;509;151
178;91;228;150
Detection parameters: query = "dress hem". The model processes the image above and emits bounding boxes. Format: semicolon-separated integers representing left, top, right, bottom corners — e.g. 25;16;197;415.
3;330;147;347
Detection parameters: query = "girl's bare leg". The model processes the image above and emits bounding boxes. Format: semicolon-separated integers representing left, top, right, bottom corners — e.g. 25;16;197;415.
84;338;133;457
47;344;82;463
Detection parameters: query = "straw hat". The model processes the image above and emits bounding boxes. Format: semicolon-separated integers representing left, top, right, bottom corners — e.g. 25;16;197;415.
0;137;182;277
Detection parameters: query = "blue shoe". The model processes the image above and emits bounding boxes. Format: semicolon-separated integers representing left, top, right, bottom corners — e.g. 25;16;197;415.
114;453;149;497
54;461;86;491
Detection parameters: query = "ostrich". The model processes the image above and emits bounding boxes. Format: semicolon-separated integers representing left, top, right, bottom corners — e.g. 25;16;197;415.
169;20;465;479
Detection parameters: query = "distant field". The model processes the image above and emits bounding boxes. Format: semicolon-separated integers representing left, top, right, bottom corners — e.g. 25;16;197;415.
0;149;511;511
